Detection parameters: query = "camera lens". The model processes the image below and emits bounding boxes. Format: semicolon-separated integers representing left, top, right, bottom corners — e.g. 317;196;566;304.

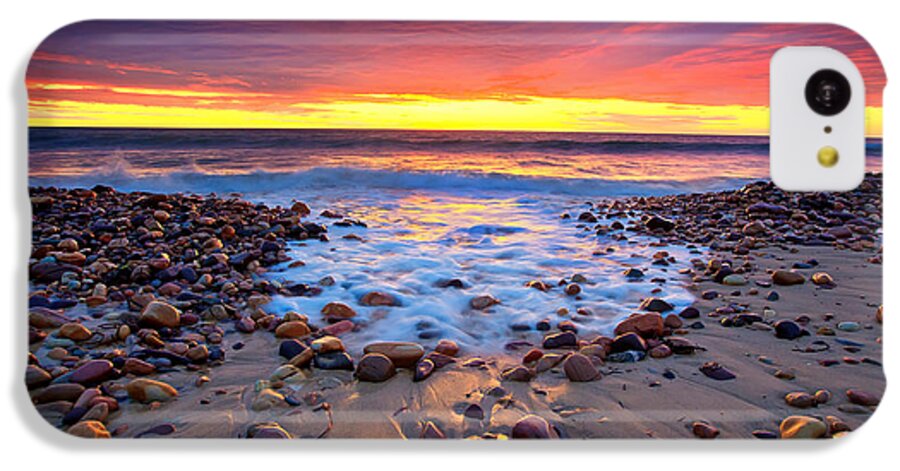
805;69;851;116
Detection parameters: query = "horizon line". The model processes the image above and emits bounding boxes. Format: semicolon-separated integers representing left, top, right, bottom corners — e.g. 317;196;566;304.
27;125;886;140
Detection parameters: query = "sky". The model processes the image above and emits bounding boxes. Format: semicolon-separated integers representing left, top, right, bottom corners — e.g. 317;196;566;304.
26;21;885;135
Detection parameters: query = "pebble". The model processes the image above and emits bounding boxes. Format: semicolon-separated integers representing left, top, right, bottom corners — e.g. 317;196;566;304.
82;402;110;423
25;365;52;389
139;301;182;328
321;320;354;336
564;283;581;296
270;364;301;381
235;316;256;333
434;339;459;357
665;337;704;354
663;314;683;329
67;420;111;439
535;353;566;372
699;362;736;380
817;326;835;336
846;389;880;407
275;321;311;338
784;392;816;408
464;404;484;420
58;323;92;341
313;351;354;371
424;351;456;368
837;321;861;332
814;389;832;405
607;350;645;362
363;342;425;368
645;215;675;232
752;429;779;439
779;415;827;439
123;358;156;375
359;291;398;307
691;421;720;439
355;353;396;382
501;365;534;382
610;332;647;353
722;274;747;286
251;388;285;411
838;404;872;414
512;415;558;439
678;306;700;319
70;359;114;385
774;370;795;380
542;331;577;349
32;383;84;403
825;416;851;433
125;378;178;403
811;272;835;287
638;297;674;313
278;339;308;359
648;344;672;359
772;270;805;286
321;302;357;321
414;359;435;382
774;320;805;340
311;336;345;354
563;353;600;382
614;313;663;338
247;422;292;439
186;345;209;363
470;294;501;310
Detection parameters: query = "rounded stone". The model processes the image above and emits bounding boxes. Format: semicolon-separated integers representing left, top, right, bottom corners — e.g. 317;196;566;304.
125;378;178;403
275;321;311;338
846;389;880;407
614;313;664;338
139;301;181;328
360;291;398;307
610;332;648;353
779;415;827;439
70;360;114;385
311;336;345;354
772;270;805;286
470;294;500;310
25;365;52;389
363;342;425;368
563;353;600;382
58;323;92;341
511;415;557;439
67;420;111;439
321;302;356;321
434;339;459;357
692;421;720;439
355;353;396;382
784;392;816;408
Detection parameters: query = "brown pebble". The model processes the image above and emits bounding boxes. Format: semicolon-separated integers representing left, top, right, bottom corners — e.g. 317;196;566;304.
692;421;720;439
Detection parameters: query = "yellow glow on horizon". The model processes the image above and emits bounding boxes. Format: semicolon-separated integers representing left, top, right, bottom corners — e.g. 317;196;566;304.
28;92;883;137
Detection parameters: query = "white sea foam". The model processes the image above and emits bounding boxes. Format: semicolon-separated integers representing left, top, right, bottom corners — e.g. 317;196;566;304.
260;187;701;355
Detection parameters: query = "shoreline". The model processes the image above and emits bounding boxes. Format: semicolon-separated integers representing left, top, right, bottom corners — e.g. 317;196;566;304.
26;175;884;438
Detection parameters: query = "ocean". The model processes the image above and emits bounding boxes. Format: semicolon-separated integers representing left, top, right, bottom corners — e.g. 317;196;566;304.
27;127;884;352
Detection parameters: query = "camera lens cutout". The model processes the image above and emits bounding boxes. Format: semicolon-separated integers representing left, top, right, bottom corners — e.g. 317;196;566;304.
805;69;851;116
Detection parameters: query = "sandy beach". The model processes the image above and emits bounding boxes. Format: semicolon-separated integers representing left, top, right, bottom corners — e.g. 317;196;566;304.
25;174;883;439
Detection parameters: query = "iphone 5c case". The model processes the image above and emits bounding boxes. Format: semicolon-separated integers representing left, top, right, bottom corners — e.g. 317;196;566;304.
26;21;884;439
